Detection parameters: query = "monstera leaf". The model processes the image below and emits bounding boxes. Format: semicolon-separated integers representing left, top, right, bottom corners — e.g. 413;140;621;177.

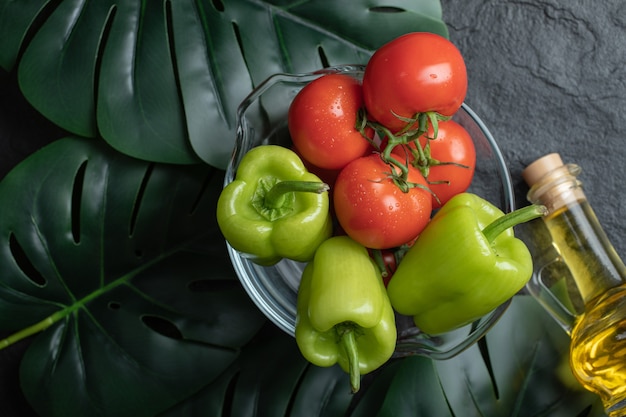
0;137;266;417
160;297;607;417
0;0;448;169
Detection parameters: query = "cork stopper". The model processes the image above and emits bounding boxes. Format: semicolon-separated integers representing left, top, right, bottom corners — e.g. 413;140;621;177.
523;153;585;213
522;153;564;188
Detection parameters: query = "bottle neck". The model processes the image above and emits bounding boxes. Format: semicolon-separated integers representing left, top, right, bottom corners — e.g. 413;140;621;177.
527;164;585;213
527;164;626;304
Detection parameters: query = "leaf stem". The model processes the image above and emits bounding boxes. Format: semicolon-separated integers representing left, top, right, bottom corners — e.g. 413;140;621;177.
0;227;207;351
0;308;69;349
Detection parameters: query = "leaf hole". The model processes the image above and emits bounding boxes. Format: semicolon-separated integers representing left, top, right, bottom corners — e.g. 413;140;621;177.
317;46;330;68
230;21;254;121
369;6;405;13
187;279;237;293
142;315;183;340
164;0;189;128
129;163;155;236
211;0;225;12
478;336;499;399
71;161;88;244
108;301;121;310
15;0;64;64
188;167;218;215
232;21;251;76
9;233;46;286
285;361;309;415
576;405;593;417
94;5;117;103
222;371;240;416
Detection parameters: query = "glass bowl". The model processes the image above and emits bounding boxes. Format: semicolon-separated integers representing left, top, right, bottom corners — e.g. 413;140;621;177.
224;65;515;360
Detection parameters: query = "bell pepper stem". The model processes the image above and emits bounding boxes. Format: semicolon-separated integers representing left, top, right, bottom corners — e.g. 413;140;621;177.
482;204;547;243
264;180;329;209
337;323;361;393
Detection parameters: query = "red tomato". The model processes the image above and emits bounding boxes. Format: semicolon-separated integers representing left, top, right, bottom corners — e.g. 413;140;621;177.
362;32;467;133
333;154;432;249
392;120;476;208
288;74;372;170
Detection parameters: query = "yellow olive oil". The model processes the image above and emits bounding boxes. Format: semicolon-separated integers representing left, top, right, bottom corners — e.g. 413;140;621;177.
570;285;626;416
542;202;626;304
542;202;626;416
524;153;626;416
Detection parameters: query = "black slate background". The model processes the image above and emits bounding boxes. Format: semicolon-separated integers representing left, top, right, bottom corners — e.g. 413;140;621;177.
1;1;625;416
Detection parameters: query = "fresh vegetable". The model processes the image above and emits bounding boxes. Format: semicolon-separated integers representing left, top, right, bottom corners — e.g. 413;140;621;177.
216;145;332;266
332;153;432;249
362;32;467;134
391;119;476;208
288;74;373;170
387;193;546;335
295;236;397;393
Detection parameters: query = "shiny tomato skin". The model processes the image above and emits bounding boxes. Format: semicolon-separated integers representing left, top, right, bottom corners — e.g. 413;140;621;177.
288;74;372;170
393;120;476;208
362;32;467;132
333;154;432;249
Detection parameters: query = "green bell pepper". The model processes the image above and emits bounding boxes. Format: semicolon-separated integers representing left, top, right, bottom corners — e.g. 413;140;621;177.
217;145;332;266
387;193;545;335
295;236;397;393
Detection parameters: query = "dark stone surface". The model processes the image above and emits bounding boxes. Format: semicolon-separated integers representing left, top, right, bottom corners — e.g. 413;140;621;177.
1;1;625;415
443;0;626;259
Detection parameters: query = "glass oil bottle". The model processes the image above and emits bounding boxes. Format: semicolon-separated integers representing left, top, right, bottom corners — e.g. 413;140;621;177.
523;153;626;416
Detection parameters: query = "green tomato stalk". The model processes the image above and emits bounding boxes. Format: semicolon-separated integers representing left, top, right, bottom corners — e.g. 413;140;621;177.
356;107;453;189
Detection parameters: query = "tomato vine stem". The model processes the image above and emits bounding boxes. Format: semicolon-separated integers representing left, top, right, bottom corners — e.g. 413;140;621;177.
356;107;454;192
